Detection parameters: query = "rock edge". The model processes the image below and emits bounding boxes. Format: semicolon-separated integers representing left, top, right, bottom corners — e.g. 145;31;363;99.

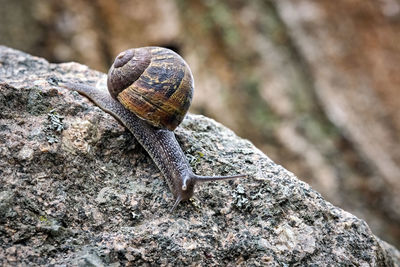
0;46;399;266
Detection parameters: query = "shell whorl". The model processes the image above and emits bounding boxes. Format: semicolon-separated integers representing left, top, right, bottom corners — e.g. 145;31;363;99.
107;47;194;131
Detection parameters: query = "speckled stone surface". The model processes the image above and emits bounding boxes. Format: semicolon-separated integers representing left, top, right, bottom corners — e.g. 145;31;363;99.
0;46;399;266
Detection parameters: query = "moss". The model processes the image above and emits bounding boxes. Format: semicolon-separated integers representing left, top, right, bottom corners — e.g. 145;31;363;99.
39;215;48;222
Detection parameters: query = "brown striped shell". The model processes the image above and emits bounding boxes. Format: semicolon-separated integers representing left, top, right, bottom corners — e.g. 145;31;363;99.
107;47;194;131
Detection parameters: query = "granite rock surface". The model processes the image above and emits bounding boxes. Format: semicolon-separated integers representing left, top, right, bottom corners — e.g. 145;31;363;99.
0;46;399;266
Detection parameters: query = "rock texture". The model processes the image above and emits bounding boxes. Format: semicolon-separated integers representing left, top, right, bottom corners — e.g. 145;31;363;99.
0;46;399;266
1;0;400;247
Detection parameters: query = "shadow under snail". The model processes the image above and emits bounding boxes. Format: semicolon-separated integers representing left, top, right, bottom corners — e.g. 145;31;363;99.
61;46;246;210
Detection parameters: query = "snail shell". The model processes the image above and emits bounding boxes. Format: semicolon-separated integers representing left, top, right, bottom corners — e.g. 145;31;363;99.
107;47;194;131
61;47;247;210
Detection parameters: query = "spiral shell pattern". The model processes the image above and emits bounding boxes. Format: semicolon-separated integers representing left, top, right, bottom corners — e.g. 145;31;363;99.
107;47;194;131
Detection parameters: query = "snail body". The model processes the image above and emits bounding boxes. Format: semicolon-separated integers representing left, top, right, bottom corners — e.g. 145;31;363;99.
62;47;246;210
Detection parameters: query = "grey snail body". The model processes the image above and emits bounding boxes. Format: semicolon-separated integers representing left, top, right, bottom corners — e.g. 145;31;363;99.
61;47;246;210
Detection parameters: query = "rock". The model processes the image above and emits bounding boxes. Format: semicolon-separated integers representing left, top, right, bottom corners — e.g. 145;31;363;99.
1;0;399;247
0;45;399;266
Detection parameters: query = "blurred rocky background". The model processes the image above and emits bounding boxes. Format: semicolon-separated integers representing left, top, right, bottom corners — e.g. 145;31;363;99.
0;0;399;248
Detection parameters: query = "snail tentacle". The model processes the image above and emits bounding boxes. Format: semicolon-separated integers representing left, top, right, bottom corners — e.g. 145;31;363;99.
61;47;247;210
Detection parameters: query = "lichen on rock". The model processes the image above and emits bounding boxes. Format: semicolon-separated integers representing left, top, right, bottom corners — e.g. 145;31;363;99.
0;46;399;266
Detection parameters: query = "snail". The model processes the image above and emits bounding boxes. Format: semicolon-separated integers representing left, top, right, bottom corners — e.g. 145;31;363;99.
61;47;246;210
